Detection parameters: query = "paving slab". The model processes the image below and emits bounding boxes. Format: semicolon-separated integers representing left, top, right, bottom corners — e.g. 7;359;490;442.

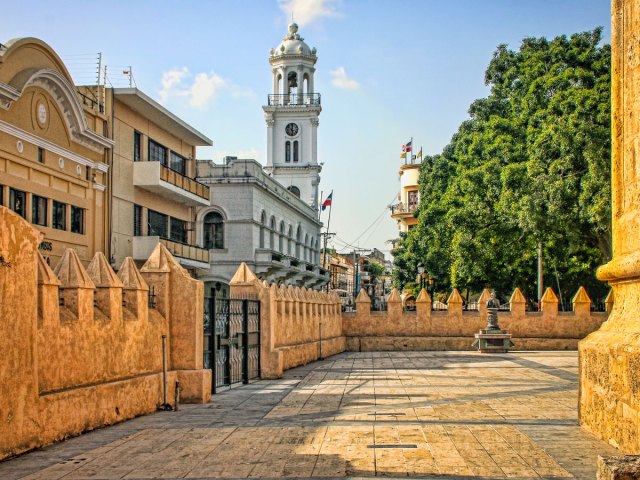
0;351;617;479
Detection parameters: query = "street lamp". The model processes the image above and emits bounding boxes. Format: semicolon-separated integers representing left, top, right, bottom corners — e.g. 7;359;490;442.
417;264;425;290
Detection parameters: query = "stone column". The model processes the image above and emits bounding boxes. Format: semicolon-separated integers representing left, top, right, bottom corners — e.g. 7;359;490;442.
579;1;640;453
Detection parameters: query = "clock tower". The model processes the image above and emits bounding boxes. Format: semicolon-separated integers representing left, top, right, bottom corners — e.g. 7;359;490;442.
263;23;322;210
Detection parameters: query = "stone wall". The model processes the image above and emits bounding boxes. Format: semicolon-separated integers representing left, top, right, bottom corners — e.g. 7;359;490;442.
345;287;608;352
229;263;345;378
0;206;210;460
579;0;640;454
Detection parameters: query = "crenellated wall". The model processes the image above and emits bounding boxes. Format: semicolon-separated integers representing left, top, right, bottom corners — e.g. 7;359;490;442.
0;206;210;460
229;263;345;378
344;286;608;352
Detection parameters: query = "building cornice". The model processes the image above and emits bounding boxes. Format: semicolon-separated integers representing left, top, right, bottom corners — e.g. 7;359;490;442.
0;119;109;173
198;174;321;226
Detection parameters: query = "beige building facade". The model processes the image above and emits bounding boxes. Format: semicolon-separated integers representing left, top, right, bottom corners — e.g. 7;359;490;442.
105;88;212;272
0;38;113;265
390;160;420;232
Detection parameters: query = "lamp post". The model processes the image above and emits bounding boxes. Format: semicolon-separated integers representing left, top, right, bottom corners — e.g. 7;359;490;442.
428;276;435;299
417;264;425;290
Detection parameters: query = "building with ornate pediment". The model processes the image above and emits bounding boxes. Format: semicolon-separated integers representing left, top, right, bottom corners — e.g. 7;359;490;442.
0;38;113;265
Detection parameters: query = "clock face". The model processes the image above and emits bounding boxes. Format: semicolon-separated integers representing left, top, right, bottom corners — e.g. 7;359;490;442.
37;103;47;125
285;123;299;137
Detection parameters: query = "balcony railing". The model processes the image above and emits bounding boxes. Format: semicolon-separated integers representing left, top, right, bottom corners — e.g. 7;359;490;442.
160;238;210;264
390;202;418;215
267;93;321;107
159;164;209;200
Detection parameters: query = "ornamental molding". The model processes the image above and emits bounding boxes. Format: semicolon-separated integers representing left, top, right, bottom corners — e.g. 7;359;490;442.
0;119;109;173
0;69;113;153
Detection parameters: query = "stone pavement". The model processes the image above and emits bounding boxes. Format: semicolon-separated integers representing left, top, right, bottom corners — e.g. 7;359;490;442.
0;352;617;479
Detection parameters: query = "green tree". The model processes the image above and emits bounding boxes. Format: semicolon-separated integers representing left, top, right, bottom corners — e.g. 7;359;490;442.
394;28;611;303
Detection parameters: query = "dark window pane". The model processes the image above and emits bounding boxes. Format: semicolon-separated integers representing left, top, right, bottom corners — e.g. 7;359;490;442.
0;185;3;206
32;195;48;226
134;131;141;161
149;139;167;165
170;217;187;243
133;204;142;236
293;141;299;162
285;141;291;163
9;188;27;218
148;209;168;238
37;147;44;163
203;211;224;249
170;152;186;175
71;206;84;234
52;201;66;230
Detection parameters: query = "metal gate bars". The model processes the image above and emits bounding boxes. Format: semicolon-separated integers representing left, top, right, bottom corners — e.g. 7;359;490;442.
203;296;260;393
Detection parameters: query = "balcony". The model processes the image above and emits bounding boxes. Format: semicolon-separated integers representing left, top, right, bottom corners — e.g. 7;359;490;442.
133;161;210;206
133;236;210;270
390;202;418;219
266;93;321;107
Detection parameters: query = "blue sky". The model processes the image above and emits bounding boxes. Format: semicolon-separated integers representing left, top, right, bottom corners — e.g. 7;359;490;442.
3;0;611;258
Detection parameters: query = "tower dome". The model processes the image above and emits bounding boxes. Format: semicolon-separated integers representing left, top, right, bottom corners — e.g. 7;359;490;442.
270;23;317;58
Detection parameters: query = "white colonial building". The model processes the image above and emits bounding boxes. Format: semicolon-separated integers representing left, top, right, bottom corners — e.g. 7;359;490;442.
196;157;327;296
194;24;327;296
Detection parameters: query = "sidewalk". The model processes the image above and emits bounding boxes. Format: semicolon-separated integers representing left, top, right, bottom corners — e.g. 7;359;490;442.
0;351;616;479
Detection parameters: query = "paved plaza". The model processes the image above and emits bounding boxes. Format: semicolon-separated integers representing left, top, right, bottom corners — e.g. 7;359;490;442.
0;352;617;479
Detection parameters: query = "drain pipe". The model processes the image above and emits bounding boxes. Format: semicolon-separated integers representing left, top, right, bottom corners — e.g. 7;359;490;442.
174;380;180;412
158;335;172;411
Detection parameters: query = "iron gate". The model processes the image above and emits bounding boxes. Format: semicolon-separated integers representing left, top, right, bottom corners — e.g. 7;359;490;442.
203;296;260;393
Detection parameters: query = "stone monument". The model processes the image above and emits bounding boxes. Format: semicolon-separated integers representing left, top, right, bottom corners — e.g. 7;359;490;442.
472;291;513;353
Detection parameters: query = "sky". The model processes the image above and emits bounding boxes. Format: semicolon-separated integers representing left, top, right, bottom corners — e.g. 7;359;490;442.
2;0;611;259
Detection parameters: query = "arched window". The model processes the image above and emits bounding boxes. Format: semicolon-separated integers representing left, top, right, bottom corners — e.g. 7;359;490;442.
296;225;302;258
259;211;266;248
285;141;291;163
270;216;276;250
204;211;224;249
303;73;309;96
287;225;293;255
304;233;309;262
293;141;299;162
279;221;285;253
287;185;300;197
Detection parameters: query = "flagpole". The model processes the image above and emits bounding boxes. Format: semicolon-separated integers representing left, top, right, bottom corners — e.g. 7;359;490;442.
318;190;323;221
322;191;333;269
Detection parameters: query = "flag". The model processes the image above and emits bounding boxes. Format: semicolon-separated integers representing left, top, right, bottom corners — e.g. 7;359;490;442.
412;155;416;160
321;192;333;211
417;148;423;159
401;144;406;152
400;152;406;159
405;140;413;152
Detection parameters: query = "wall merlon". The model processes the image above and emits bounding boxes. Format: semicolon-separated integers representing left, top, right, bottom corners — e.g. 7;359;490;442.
53;248;95;321
87;252;123;320
117;257;148;321
37;251;60;329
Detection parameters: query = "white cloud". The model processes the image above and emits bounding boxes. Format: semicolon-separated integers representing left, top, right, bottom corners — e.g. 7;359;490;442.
278;0;342;27
330;67;361;90
159;67;246;108
188;72;226;107
159;67;189;102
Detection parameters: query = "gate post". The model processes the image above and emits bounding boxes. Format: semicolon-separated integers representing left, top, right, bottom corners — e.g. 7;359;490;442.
210;296;217;394
242;299;249;384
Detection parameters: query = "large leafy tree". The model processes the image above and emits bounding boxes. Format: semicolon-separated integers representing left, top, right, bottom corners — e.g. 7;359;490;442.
393;29;611;303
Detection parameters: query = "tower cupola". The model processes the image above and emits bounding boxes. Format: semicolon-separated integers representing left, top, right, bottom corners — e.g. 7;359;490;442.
263;23;322;210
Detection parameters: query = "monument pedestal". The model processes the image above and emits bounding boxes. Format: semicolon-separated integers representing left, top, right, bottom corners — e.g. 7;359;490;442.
473;329;513;353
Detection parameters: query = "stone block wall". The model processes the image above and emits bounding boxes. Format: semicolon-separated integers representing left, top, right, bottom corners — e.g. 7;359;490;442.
0;206;210;460
345;287;608;351
230;263;345;378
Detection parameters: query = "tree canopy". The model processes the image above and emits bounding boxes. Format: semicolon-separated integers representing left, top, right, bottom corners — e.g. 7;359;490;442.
393;28;611;303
